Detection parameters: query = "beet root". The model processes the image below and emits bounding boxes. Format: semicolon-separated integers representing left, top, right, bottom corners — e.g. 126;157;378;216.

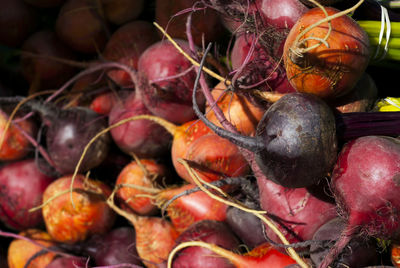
320;136;400;268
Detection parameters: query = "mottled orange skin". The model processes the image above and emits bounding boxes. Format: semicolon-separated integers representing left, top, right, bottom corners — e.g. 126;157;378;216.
283;7;370;99
116;159;168;215
206;82;265;136
158;184;228;233
392;243;400;267
42;174;115;244
171;120;212;182
0;112;35;161
185;133;250;183
7;229;57;268
133;216;179;268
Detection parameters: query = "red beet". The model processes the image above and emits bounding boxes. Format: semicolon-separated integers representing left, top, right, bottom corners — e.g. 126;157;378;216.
46;256;87;268
137;39;206;124
320;136;400;268
108;91;172;158
258;178;337;245
230;33;295;93
0;0;37;47
0;159;55;230
255;0;308;30
171;220;241;268
102;20;159;87
23;0;66;8
155;0;224;46
83;226;143;266
20;30;78;90
55;0;109;54
102;0;144;25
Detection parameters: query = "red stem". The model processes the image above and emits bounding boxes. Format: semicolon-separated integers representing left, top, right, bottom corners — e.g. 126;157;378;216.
317;225;356;268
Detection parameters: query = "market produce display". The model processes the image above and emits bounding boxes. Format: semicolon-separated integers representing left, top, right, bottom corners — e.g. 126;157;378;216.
3;0;400;267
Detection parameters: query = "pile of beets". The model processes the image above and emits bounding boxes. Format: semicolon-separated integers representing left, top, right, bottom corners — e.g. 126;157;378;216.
2;0;400;267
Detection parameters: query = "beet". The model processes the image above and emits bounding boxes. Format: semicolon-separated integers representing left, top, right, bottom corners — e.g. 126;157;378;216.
102;0;144;25
155;0;225;46
83;226;143;266
171;220;241;268
258;178;337;245
102;20;159;87
46;256;87;268
310;217;380;268
230;33;296;94
55;0;109;54
20;30;77;90
319;136;400;268
137;39;206;124
225;198;268;248
108;91;172;158
196;92;338;188
0;159;55;230
0;0;37;47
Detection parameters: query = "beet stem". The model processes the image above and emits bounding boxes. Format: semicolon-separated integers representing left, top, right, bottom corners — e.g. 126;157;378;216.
336;111;400;141
317;225;356;268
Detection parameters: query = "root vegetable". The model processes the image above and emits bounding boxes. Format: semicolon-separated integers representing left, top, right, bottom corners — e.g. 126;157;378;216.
319;136;400;268
41;174;116;244
283;5;370;99
0;159;55;230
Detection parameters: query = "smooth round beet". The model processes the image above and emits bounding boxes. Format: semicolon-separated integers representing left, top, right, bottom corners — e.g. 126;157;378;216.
256;0;308;30
43;106;111;175
172;220;240;268
0;0;37;47
226;199;268;248
258;178;337;245
23;0;66;8
20;30;77;90
255;92;337;188
46;256;87;268
155;0;224;46
42;174;115;244
102;0;144;25
102;20;159;87
55;0;109;54
0;159;55;230
84;226;142;266
109;92;172;158
310;217;379;268
137;39;206;124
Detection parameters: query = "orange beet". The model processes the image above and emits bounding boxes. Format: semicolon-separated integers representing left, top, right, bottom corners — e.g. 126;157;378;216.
0;111;36;161
116;159;169;216
283;7;370;99
157;184;228;233
206;83;265;136
7;229;57;268
42;174;115;244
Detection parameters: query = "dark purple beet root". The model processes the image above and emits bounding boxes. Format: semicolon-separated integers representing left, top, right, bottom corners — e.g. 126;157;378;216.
225;198;268;248
197;92;338;188
310;217;380;268
83;226;142;266
27;101;111;175
254;93;337;188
